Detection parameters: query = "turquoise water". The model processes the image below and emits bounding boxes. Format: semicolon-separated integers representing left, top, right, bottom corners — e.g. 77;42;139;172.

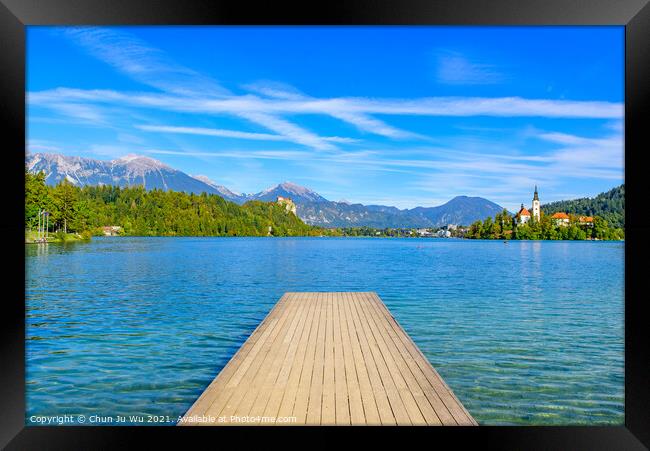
25;237;624;425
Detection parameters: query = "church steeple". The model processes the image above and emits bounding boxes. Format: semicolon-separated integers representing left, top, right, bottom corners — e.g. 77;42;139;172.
531;185;541;220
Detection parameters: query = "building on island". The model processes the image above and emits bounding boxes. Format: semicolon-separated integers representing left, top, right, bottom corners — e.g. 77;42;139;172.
516;204;532;224
531;185;541;221
276;196;297;215
101;226;121;236
513;187;595;229
578;216;594;227
516;186;542;225
550;212;570;227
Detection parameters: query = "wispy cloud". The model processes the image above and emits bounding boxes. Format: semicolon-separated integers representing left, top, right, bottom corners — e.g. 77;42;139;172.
234;111;337;150
27;140;61;153
30;28;623;154
536;131;617;147
29;27;623;210
436;51;505;85
29;87;623;124
246;81;418;139
143;148;311;160
63;27;227;98
60;27;338;150
136;124;358;144
325;110;419;139
535;130;624;172
141;126;622;180
137;124;286;141
42;102;107;125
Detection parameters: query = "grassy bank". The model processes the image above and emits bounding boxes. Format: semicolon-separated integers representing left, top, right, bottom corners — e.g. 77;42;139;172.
25;230;91;244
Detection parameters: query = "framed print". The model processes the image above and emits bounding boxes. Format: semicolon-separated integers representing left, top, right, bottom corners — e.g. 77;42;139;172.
1;0;649;448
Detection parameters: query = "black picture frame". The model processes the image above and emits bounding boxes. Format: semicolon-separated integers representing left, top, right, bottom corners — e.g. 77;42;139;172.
1;0;648;448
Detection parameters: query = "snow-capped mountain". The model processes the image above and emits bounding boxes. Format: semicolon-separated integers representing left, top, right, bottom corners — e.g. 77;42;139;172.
248;181;328;204
26;153;231;197
26;152;507;227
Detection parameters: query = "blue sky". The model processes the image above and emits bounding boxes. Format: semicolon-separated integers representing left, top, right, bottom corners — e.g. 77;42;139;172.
27;26;624;210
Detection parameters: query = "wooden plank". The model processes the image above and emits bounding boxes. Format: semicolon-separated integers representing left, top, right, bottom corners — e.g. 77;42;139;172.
288;292;323;423
363;292;453;425
344;292;395;425
355;292;426;424
349;293;411;424
321;292;336;424
262;291;317;422
241;292;311;422
206;292;303;422
220;293;306;421
358;292;441;425
331;292;350;425
366;292;477;426
181;293;292;421
306;292;327;423
179;292;475;426
338;292;365;424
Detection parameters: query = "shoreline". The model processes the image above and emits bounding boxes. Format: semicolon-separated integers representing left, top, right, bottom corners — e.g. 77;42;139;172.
61;235;624;242
25;231;88;244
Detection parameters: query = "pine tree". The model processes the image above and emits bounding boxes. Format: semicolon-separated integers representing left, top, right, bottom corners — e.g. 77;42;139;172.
52;179;79;233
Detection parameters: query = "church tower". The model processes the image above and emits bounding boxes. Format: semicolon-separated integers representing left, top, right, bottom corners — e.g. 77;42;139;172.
532;185;541;221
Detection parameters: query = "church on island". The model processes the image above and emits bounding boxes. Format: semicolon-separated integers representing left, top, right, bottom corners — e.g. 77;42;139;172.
515;186;594;228
516;186;541;224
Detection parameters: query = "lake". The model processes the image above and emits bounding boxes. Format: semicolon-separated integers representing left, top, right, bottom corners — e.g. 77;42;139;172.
25;237;624;425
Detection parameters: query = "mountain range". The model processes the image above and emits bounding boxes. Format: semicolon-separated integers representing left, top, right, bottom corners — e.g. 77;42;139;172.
26;152;507;228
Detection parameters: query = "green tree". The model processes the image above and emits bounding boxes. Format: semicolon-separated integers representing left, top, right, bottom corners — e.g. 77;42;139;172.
480;217;494;239
468;220;482;239
25;170;55;230
592;217;609;240
52;180;79;233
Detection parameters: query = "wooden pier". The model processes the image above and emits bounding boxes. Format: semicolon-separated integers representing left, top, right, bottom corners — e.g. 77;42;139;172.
180;292;476;426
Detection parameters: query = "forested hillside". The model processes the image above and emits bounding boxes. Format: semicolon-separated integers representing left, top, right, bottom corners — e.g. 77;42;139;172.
25;170;322;237
542;185;624;229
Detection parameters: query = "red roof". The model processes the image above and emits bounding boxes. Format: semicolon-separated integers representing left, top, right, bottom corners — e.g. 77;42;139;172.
579;216;594;222
518;207;531;216
551;212;570;219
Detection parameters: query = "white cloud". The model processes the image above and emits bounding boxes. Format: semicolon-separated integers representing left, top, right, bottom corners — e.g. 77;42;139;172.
137;124;287;141
62;27;227;98
142;148;311;160
246;81;418;139
436;52;505;85
235;111;336;150
325;110;420;139
136;124;358;144
27;143;61;152
30;29;623;152
29;88;623;121
537;132;619;147
59;27;337;150
29;28;624;209
535;130;624;171
43;102;107;125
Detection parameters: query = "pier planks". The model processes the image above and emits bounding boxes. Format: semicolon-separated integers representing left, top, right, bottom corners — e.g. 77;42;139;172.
180;292;476;426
